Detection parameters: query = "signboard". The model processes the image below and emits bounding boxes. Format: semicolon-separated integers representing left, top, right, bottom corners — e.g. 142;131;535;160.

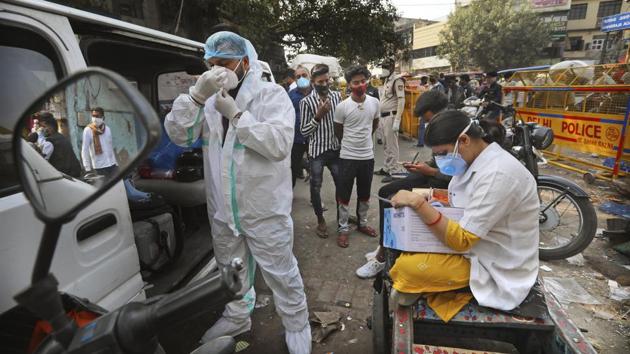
601;12;630;33
529;0;571;12
516;109;630;159
541;11;569;39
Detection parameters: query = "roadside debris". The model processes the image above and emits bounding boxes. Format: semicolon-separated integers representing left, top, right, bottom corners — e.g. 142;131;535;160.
566;253;586;266
235;341;250;352
311;311;342;343
608;280;630;302
544;277;601;305
540;265;553;272
255;294;272;308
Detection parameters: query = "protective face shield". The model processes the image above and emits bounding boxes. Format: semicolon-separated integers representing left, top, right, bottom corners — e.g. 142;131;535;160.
297;77;310;89
434;121;473;176
91;117;104;126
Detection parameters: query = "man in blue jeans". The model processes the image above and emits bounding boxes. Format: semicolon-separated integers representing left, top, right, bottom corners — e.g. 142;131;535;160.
300;64;342;238
334;65;380;248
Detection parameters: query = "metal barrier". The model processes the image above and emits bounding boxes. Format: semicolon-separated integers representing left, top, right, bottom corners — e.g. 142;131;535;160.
504;77;630;180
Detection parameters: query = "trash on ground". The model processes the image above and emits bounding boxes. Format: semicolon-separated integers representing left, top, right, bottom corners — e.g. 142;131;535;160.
235;341;250;352
566;253;586;266
608;280;630;301
348;338;358;344
311;311;342;343
544;277;601;305
584;304;618;320
255;295;272;308
335;300;352;308
613;241;630;258
599;201;630;219
540;265;553;272
595;228;605;238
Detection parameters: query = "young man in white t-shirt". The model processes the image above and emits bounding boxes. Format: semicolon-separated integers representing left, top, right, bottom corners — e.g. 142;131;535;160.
333;65;380;248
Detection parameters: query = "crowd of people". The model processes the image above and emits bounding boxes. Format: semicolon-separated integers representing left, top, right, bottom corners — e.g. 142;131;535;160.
14;29;541;354
160;30;541;354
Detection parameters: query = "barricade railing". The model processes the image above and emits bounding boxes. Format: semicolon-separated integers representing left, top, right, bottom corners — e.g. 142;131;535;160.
504;84;630;181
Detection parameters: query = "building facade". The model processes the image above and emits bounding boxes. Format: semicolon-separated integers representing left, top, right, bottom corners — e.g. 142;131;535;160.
563;0;630;63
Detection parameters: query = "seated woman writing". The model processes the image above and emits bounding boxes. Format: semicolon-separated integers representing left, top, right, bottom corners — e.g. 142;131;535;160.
388;110;540;322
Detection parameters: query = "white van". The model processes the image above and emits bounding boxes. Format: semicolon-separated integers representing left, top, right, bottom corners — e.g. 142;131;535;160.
0;0;274;324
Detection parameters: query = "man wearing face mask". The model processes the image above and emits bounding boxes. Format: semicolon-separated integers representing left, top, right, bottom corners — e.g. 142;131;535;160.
288;65;311;187
300;63;342;238
333;65;380;248
81;107;118;178
164;31;311;354
37;111;81;178
376;58;405;183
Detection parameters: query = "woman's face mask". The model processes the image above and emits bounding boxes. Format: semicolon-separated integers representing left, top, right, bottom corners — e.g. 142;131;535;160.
434;121;473;176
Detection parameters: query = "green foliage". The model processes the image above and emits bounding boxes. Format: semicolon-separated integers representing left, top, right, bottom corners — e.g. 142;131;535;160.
438;0;552;71
221;0;402;65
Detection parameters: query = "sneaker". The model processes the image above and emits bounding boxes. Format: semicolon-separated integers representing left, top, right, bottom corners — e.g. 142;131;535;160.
364;247;379;261
356;258;385;279
374;168;389;176
381;175;394;183
200;317;252;344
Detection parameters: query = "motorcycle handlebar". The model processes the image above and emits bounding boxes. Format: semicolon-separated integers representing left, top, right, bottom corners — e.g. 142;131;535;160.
115;259;243;354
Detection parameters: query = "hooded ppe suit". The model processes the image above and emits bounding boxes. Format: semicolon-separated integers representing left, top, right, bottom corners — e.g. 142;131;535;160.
164;32;311;354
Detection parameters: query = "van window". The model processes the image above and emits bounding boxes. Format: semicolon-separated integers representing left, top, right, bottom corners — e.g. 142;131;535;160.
157;71;197;118
0;25;61;196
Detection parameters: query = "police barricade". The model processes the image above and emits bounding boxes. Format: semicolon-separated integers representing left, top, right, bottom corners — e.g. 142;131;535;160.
400;78;424;138
504;66;630;181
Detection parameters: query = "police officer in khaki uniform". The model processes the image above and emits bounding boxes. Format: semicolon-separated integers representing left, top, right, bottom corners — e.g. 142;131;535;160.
375;58;405;182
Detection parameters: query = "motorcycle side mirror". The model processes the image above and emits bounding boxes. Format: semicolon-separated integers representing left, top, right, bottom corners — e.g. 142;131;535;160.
13;68;161;223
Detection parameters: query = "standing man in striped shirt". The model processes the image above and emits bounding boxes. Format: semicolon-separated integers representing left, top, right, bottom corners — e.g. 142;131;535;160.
300;64;342;238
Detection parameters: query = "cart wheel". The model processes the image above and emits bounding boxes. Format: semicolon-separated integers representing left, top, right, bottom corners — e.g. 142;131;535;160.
583;172;596;184
372;277;391;354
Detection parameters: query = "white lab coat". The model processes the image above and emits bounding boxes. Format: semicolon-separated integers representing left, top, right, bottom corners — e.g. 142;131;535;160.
448;142;539;311
164;70;310;345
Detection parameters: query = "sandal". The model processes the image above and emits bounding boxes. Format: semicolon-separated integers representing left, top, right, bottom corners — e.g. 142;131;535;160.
316;222;328;239
337;233;349;248
357;225;377;238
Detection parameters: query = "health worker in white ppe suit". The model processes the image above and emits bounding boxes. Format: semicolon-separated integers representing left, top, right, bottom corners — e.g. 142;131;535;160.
164;31;311;354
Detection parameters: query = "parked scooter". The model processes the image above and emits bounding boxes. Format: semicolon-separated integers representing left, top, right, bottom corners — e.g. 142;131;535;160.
10;68;239;354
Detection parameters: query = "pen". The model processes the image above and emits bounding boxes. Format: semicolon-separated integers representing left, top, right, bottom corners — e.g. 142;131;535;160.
411;151;420;164
374;195;392;204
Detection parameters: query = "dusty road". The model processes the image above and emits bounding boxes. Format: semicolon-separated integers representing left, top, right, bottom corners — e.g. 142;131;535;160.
161;136;630;354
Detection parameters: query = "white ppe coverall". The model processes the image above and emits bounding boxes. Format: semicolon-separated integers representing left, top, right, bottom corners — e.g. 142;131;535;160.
164;62;310;352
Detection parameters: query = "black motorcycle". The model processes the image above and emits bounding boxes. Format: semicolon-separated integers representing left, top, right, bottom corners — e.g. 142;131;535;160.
495;102;597;260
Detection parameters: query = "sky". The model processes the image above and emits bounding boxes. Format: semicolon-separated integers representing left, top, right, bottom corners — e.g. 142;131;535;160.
391;0;457;21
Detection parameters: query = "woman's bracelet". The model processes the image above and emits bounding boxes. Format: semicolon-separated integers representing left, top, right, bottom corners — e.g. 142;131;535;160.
426;211;442;226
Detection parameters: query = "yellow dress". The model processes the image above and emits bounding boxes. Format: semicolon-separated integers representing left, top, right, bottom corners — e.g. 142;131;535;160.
390;220;480;322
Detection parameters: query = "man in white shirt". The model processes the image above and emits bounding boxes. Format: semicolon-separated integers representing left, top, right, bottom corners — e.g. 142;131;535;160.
81;107;118;178
333;65;380;248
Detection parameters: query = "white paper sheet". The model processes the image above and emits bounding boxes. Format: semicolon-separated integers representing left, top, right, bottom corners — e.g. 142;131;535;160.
383;206;466;254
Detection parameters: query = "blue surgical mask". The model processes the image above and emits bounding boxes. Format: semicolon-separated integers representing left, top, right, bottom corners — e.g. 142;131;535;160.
434;121;473;176
297;77;310;89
